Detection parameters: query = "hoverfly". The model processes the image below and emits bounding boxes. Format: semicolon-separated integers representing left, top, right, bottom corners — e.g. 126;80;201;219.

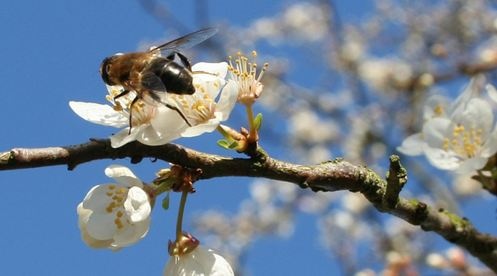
99;27;218;132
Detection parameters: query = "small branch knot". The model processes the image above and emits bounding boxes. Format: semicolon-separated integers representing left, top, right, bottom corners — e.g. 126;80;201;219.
383;155;408;208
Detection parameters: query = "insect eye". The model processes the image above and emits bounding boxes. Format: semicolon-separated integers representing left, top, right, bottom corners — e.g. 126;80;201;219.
106;64;112;73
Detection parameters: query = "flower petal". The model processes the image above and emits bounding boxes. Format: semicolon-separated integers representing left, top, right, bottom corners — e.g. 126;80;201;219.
424;147;461;171
449;76;484;114
457;157;488;174
124;186;151;223
422;118;451;148
86;212;118;240
181;119;220;137
423;95;449;120
216;80;239;121
69;101;128;128
397;133;425;156
112;217;150;248
105;165;143;188
486;84;497;103
110;124;148;148
192;62;228;80
164;246;234;276
81;184;117;211
452;98;493;137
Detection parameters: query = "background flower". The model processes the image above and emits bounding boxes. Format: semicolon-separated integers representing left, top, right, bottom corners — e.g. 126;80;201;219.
398;78;497;173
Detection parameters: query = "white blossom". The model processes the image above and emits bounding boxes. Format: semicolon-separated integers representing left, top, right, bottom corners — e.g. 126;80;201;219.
398;78;497;173
69;62;235;147
164;246;234;276
77;165;152;250
167;62;238;138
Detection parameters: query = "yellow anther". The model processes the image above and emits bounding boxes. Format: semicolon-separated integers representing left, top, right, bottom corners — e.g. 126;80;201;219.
433;104;444;117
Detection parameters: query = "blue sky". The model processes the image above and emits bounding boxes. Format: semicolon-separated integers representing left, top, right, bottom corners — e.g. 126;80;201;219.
3;1;495;276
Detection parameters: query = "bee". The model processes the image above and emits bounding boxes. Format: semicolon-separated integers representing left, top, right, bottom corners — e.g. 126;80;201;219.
99;27;218;131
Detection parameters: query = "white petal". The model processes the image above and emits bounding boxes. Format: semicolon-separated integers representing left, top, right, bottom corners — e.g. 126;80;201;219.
193;77;226;100
424;147;461;171
181;119;220;137
486;84;497;103
105;165;143;188
124;187;151;223
136;126;163;145
79;225;113;249
69;101;128;128
216;80;238;121
110;124;148;148
457;157;488;174
422;118;451;148
145;107;188;145
397;133;425;156
164;246;234;276
192;62;228;79
86;212;118;240
77;203;92;223
423;95;449;120
112;217;150;248
81;184;117;211
481;125;497;157
451;98;493;132
77;207;114;249
449;76;484;114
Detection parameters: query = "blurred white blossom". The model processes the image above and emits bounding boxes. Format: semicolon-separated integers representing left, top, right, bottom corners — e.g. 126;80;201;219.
398;78;497;173
452;173;484;197
358;57;413;92
341;193;369;215
290;109;339;144
246;2;329;44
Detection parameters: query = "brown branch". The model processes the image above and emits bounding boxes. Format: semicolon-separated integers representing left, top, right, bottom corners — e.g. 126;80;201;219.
1;139;497;272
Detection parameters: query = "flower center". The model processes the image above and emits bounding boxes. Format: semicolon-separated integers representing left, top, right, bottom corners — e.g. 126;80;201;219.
106;86;156;126
442;124;483;158
433;104;445;117
172;89;216;125
104;184;130;230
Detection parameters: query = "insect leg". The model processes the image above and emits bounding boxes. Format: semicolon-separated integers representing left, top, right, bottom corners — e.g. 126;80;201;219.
147;91;192;127
164;103;192;127
112;89;136;134
127;95;140;134
113;89;130;100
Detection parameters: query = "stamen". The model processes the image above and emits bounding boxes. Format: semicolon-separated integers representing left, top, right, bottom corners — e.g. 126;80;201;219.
443;123;484;158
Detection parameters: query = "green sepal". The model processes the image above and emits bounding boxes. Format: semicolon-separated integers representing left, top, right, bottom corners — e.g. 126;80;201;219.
253;113;263;130
162;192;170;210
217;139;239;150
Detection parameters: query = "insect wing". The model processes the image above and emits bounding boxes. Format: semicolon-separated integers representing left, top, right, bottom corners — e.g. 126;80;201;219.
141;71;167;92
149;27;218;56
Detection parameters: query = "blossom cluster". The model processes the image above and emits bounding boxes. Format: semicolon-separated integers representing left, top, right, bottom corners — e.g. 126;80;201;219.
71;51;268;274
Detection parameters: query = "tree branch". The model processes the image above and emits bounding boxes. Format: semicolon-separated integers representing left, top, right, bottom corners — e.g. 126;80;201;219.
1;139;497;272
